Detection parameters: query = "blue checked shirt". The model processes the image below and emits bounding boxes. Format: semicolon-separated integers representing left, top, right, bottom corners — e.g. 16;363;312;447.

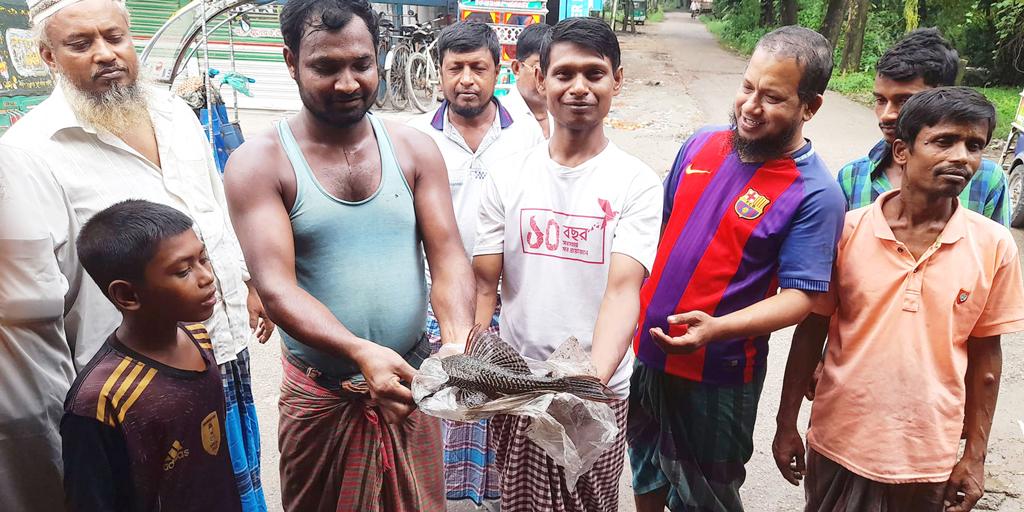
837;139;1010;226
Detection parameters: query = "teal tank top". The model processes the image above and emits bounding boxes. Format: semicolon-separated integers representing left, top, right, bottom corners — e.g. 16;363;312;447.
277;114;427;377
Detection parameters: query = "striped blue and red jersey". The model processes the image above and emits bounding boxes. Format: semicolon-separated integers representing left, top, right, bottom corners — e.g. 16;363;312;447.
633;127;845;386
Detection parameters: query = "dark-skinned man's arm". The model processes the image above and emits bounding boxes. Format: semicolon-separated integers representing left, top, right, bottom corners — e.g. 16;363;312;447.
398;125;476;349
943;336;1001;512
223;136;417;424
772;313;830;486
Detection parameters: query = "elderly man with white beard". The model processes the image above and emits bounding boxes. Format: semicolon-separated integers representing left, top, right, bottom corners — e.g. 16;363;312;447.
2;1;270;510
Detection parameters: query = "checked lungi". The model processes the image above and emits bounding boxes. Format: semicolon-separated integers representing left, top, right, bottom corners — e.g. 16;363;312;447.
277;352;444;512
627;361;766;512
220;348;267;512
491;398;628;512
426;301;502;505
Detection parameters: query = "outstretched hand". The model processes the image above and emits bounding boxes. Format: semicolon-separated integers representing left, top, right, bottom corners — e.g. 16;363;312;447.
650;311;718;354
355;344;417;424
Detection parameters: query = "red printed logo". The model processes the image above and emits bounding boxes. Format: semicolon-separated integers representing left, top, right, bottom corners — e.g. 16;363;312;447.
520;203;611;264
956;289;970;304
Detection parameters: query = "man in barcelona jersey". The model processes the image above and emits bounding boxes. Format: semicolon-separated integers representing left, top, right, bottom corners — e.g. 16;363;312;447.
626;26;847;512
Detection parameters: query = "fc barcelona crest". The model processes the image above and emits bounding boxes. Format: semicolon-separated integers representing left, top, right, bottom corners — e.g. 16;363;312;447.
735;188;770;220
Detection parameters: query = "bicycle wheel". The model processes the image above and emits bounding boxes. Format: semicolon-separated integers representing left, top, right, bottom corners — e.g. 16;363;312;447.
389;45;411;110
405;52;437;113
375;39;389;107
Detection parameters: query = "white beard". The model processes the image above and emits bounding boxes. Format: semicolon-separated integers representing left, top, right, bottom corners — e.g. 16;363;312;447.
56;73;151;136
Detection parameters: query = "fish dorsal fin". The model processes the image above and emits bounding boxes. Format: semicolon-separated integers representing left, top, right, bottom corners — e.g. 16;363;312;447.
466;326;530;374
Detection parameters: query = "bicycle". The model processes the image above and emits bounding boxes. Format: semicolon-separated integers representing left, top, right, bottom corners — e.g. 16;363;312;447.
405;18;443;113
375;14;392;108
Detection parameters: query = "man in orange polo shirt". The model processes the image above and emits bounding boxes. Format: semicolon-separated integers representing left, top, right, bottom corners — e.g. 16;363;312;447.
773;87;1024;512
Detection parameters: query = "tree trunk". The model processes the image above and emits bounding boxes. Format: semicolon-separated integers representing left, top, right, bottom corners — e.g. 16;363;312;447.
760;0;775;27
818;0;848;47
781;0;798;25
918;0;927;26
840;0;870;72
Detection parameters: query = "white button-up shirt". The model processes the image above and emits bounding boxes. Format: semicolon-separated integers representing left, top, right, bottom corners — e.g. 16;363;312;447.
0;145;78;511
408;98;544;256
2;86;252;367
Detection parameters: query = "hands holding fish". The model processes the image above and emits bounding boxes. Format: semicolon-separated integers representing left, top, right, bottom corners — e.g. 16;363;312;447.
649;311;718;354
353;343;418;424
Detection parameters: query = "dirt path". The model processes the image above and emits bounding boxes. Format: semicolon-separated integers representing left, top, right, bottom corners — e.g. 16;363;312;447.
241;12;1023;511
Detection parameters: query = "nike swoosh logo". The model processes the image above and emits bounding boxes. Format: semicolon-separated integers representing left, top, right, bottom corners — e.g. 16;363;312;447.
685;165;711;175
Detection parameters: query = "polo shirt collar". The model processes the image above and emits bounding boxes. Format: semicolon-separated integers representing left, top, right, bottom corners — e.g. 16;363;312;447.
870;189;967;244
430;97;514;131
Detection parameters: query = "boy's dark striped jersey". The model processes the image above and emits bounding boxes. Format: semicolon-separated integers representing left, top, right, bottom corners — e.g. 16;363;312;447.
61;323;241;511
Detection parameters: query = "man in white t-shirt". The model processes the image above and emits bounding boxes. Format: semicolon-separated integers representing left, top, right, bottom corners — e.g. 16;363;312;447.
407;21;542;508
473;18;662;512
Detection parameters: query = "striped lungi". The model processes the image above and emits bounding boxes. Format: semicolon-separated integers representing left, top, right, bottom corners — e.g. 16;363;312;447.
277;355;444;512
491;398;628;512
220;348;267;512
425;301;502;505
627;361;765;512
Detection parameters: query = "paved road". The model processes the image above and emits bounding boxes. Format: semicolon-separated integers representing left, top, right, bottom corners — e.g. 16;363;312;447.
241;12;1024;511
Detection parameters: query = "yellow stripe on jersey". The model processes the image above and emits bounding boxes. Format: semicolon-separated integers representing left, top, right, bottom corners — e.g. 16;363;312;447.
185;323;206;332
111;362;145;407
97;357;133;424
198;343;213;349
117;368;158;423
191;332;210;340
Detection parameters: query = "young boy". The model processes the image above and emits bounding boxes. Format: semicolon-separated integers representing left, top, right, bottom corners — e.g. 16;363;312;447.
473;17;662;512
61;199;241;512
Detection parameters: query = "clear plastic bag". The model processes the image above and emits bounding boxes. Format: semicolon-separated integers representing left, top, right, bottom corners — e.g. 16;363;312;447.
412;348;619;489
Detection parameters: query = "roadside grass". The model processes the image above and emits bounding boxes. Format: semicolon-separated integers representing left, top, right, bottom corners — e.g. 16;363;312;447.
701;20;1023;136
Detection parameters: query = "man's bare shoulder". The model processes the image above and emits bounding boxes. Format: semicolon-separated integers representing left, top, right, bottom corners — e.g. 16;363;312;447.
225;125;288;181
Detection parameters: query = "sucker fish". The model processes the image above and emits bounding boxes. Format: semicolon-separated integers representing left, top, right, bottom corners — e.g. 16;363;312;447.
434;326;617;407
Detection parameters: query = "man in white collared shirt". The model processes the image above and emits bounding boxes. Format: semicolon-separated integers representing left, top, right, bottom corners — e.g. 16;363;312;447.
0;145;80;512
502;23;552;138
3;1;269;509
406;21;542;509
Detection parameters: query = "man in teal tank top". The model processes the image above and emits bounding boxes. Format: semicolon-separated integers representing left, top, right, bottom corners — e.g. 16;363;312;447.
222;0;476;510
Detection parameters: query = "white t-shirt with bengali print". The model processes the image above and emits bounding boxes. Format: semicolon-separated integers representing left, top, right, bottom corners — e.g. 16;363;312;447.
474;141;663;397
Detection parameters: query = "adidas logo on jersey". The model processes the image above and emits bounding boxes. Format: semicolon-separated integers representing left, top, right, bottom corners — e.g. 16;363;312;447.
163;440;190;471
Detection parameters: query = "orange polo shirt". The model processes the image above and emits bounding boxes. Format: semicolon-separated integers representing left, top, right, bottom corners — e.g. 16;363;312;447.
807;190;1024;484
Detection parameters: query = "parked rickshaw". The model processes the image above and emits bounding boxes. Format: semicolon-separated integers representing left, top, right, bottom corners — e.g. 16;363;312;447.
1002;88;1024;227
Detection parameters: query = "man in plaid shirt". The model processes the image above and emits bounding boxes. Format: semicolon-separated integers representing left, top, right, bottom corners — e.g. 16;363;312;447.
836;28;1009;225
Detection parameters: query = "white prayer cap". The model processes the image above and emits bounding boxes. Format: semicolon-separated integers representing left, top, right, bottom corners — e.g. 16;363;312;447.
28;0;124;25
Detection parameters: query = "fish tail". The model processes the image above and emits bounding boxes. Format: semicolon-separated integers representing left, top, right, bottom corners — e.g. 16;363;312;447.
561;376;616;402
